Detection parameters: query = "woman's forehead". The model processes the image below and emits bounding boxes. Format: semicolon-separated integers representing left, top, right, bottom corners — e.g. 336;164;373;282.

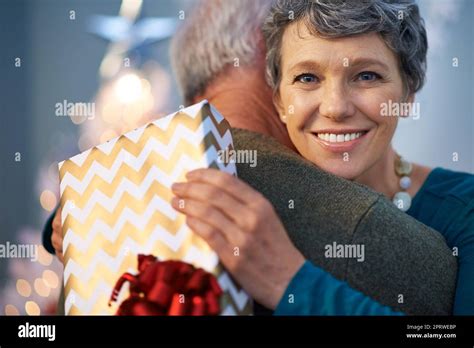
280;22;398;71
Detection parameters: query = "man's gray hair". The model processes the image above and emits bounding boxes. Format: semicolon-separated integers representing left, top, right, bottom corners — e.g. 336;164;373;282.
170;0;273;105
263;0;428;95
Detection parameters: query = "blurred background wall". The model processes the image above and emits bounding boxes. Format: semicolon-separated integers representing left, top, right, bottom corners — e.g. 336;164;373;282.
0;0;472;315
394;0;474;174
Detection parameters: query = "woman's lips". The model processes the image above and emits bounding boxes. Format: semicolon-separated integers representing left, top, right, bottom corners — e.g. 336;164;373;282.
311;130;370;153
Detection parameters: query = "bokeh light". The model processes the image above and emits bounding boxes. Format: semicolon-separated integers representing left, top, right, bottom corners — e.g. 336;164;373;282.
5;304;20;315
25;301;41;315
37;245;53;266
16;279;32;297
40;190;57;212
115;73;142;104
34;278;51;297
99;129;119;144
101;101;122;125
43;269;59;289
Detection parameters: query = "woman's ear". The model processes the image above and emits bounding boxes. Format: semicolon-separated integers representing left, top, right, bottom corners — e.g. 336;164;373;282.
399;93;416;118
273;91;287;124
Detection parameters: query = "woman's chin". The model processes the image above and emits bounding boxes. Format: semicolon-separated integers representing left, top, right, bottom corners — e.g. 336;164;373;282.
314;160;364;181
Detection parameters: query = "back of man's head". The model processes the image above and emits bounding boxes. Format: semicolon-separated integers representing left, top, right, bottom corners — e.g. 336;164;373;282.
170;0;273;105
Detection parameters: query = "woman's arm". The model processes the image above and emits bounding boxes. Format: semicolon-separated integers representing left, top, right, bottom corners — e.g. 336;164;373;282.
275;260;403;315
446;202;474;315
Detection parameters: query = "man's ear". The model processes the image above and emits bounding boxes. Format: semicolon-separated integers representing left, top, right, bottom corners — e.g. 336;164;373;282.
273;91;287;124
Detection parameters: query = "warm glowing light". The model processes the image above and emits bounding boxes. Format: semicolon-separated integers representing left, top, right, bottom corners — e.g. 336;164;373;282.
16;279;32;297
34;278;51;297
43;270;59;289
37;246;53;266
115;73;142;103
101;101;121;124
99;129;119;144
5;304;19;315
25;301;40;315
143;93;154;111
122;104;143;126
40;190;57;212
140;78;151;94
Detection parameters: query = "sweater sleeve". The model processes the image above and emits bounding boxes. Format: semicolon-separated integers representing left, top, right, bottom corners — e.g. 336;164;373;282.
42;209;57;254
448;200;474;315
274;261;404;316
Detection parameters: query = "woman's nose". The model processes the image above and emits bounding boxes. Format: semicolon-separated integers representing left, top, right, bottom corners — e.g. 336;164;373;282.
319;82;355;121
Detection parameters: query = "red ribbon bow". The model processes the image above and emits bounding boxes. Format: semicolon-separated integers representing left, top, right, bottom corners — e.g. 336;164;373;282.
109;254;223;315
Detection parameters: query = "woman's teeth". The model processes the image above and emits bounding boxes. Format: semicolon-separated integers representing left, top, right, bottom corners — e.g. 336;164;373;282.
317;132;365;143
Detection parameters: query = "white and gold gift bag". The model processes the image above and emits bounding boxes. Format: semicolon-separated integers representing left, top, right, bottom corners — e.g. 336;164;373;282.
58;100;252;315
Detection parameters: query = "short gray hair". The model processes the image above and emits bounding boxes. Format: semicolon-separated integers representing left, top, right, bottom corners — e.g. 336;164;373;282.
170;0;274;104
263;0;428;95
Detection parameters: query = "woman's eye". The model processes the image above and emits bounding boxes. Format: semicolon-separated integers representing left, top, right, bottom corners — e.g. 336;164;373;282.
295;74;318;84
357;71;381;82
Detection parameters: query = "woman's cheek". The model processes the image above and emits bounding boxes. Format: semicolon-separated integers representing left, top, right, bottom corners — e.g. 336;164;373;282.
356;91;399;132
279;90;300;133
285;91;315;129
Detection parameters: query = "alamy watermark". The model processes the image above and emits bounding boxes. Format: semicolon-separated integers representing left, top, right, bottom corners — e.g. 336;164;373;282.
217;149;257;168
0;242;38;262
325;241;365;262
55;99;95;120
380;99;420;120
18;322;55;341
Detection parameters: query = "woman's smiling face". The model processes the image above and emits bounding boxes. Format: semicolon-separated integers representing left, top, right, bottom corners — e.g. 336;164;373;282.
276;22;410;180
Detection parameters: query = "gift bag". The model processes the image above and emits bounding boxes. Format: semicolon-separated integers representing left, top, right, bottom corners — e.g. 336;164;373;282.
58;100;252;315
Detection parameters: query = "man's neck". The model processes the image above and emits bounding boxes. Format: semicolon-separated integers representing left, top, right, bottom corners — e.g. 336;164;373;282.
194;67;296;151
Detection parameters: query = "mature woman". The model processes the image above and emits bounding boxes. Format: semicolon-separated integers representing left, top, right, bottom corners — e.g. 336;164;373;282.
171;0;473;315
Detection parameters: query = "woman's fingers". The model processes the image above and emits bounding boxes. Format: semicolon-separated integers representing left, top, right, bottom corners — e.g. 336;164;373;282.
185;168;262;205
55;250;64;264
184;216;232;263
51;207;63;251
171;181;249;225
51;228;63;253
171;196;244;246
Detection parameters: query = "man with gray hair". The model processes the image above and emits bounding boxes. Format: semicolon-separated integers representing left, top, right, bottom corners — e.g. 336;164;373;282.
170;0;294;150
168;0;457;315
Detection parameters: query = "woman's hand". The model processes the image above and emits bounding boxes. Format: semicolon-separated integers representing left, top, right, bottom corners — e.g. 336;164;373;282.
171;168;305;309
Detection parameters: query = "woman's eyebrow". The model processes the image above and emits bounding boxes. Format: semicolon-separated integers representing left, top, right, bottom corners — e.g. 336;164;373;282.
287;57;389;74
287;60;322;74
348;58;390;71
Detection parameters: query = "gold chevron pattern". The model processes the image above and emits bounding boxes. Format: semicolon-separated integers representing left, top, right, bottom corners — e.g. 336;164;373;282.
58;100;251;315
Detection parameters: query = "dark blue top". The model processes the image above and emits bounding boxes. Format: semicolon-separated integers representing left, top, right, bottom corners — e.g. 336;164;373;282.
275;167;474;315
